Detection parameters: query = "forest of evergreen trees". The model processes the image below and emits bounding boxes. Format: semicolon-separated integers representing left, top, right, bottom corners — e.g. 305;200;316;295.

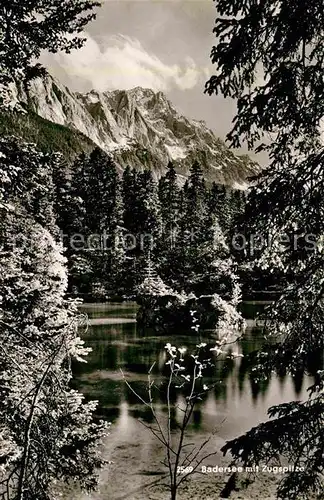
56;147;246;299
0;129;247;498
2;0;323;497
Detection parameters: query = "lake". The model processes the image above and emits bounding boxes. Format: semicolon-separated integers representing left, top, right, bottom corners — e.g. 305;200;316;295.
70;302;315;500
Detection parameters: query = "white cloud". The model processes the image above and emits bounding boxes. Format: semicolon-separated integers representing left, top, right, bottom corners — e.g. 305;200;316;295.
41;34;204;92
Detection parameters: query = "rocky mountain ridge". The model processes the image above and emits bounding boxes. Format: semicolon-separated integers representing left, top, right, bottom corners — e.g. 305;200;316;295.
12;75;258;184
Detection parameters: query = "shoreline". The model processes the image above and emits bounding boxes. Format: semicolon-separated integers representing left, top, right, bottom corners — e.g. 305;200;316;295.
63;415;282;500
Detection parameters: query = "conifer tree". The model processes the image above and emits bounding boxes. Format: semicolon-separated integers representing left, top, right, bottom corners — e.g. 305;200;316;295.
65;148;125;295
0;0;106;495
208;182;231;233
122;166;137;236
158;161;181;240
122;167;161;290
207;1;324;497
0;137;106;499
0;0;100;90
157;162;182;279
137;169;161;253
163;161;238;298
230;189;246;220
176;161;209;291
109;181;127;295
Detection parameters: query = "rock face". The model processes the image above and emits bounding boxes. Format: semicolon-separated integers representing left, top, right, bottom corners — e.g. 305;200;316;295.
16;74;259;184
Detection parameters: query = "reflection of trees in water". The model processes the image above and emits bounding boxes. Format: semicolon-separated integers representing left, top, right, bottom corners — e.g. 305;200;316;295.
249;376;271;403
192;409;202;429
214;381;227;401
238;353;249;395
72;320;320;427
131;406;155;424
292;370;304;395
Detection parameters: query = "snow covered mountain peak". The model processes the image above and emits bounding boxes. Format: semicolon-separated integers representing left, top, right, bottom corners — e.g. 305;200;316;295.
16;74;258;184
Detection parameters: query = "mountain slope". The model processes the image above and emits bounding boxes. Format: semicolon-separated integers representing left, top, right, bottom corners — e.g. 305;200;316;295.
0;108;97;162
10;75;258;184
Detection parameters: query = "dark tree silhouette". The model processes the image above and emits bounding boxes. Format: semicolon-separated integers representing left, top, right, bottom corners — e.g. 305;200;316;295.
0;0;100;87
206;1;324;498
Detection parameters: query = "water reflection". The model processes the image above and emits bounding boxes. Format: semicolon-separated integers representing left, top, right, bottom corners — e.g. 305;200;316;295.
72;302;317;439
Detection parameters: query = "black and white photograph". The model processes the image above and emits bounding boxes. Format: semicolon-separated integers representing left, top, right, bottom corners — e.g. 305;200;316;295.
0;0;323;499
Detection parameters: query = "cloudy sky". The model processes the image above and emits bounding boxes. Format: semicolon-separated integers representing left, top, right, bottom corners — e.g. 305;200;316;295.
41;0;241;147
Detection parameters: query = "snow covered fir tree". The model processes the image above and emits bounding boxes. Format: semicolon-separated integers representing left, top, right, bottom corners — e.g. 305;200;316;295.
0;138;107;497
0;1;106;498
